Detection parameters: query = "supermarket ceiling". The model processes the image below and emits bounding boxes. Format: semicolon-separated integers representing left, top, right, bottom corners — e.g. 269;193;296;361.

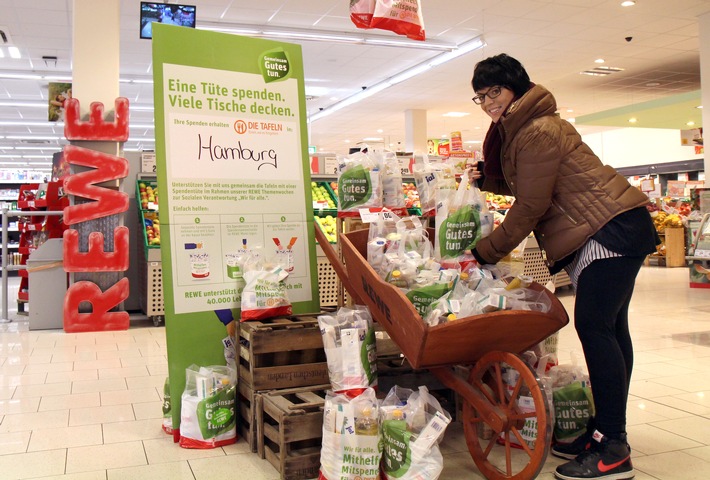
0;0;709;167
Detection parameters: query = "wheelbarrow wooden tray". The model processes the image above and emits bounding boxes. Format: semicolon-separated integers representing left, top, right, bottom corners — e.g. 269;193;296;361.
337;228;569;370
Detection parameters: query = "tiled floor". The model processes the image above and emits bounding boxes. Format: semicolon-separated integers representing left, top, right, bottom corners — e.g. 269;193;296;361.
1;265;710;479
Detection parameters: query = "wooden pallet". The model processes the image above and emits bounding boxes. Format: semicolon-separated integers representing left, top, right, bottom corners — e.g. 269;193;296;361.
238;316;330;391
258;384;329;480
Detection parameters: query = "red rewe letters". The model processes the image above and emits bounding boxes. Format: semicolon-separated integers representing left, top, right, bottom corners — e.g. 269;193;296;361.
62;146;129;224
62;98;131;333
64;97;129;141
63;279;130;333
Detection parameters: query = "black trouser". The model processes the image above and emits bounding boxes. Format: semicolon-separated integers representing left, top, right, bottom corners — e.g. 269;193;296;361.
574;255;645;440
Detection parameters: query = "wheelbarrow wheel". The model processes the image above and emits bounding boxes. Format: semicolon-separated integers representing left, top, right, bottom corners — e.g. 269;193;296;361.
462;351;551;480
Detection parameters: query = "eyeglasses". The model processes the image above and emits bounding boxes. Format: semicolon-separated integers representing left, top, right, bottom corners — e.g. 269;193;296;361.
472;86;503;105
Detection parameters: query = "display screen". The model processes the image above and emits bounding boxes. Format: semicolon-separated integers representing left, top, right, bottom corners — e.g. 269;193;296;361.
140;2;196;40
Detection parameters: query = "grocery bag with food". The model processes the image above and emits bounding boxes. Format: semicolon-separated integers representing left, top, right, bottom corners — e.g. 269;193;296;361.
435;169;493;265
161;376;173;434
318;388;383;480
370;0;426;41
549;359;595;446
337;152;383;212
380;385;451;480
240;250;291;322
179;364;237;449
318;306;378;393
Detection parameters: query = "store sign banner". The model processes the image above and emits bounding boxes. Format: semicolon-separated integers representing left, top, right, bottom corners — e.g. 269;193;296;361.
152;24;319;437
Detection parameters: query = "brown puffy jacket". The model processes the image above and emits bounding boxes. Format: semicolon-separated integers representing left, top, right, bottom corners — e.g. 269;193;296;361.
476;84;650;268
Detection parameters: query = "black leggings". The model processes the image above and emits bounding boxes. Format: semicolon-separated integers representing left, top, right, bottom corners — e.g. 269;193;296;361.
574;255;645;439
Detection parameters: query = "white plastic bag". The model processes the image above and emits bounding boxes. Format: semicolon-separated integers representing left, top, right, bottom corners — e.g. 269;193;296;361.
380;386;451;480
179;364;237;449
318;306;378;393
319;388;383;480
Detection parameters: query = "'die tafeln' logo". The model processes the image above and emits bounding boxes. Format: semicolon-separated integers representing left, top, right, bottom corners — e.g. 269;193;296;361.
259;48;291;84
233;119;285;136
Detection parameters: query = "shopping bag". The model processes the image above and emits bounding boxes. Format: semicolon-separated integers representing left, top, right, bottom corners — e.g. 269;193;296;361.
380;386;451;480
318;388;383;480
179;364;237;449
435;169;492;263
318;306;378;393
550;360;595;445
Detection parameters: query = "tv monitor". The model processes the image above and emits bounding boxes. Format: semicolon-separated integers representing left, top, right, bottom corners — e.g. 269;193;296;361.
140;2;196;40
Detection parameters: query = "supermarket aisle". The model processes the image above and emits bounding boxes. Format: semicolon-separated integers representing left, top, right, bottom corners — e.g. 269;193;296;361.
1;266;710;479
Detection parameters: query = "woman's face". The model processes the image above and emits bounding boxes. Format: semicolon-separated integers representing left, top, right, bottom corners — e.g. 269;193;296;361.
474;86;515;123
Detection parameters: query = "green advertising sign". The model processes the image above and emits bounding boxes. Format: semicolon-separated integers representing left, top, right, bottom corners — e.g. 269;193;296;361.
151;24;319;436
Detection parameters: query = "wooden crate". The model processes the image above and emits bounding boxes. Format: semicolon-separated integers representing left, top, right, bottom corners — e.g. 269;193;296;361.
238;316;330;390
237;380;261;453
258;384;329;480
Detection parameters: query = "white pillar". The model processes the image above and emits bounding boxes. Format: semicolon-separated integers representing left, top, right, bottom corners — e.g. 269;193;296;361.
73;0;120;115
405;109;427;154
700;11;710;186
70;0;123;295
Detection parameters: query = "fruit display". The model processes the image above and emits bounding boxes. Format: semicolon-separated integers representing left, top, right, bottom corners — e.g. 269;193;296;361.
138;181;159;210
315;214;337;243
143;211;161;247
311;181;337;210
402;182;421;209
485;192;514;210
653;211;683;233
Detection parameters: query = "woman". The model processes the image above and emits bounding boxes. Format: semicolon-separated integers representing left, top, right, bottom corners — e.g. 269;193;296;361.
469;54;658;480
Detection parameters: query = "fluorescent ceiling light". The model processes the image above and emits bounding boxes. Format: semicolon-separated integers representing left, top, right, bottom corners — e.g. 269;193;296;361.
0;73;42;80
310;36;485;123
363;137;383;141
0;49;4;59
8;46;21;59
628;117;637;123
5;135;63;140
687;121;695;126
464;140;482;144
442;112;470;117
621;0;636;6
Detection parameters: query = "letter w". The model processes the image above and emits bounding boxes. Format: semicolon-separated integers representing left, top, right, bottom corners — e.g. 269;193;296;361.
62;145;129;225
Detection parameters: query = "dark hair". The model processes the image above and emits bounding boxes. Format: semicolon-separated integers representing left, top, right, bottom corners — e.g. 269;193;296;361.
472;53;531;97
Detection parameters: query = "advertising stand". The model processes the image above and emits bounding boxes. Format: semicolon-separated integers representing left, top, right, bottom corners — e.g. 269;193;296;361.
151;24;319;439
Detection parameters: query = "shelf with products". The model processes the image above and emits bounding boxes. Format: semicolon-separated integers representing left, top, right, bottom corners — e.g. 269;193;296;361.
11;181;67;312
135;175;163;325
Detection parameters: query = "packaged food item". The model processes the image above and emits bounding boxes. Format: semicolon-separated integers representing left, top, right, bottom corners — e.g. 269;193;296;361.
412;156;456;212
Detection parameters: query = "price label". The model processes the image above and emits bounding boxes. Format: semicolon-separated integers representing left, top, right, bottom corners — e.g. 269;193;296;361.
141;153;157;173
323;156;338;175
358;208;391;223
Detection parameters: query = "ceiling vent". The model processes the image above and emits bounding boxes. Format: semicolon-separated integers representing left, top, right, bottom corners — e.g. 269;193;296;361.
580;66;625;77
20;139;51;145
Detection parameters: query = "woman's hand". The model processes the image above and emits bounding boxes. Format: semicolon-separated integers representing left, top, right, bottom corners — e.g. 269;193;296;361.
467;163;482;182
